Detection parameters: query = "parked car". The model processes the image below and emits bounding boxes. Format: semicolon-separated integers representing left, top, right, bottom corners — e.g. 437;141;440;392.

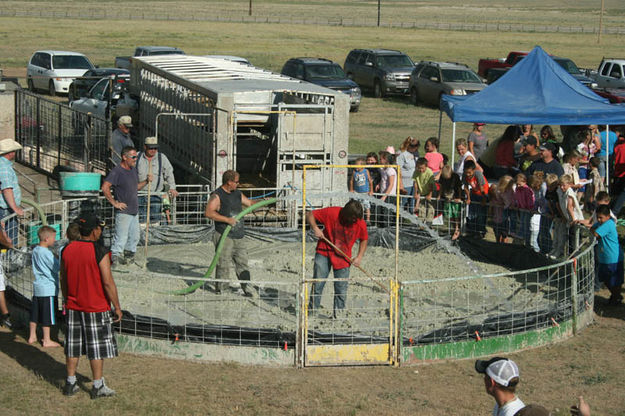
487;55;597;88
203;55;251;65
478;51;529;78
408;61;487;108
26;50;95;96
69;76;138;120
68;68;130;102
589;58;625;89
281;57;361;111
115;46;185;69
343;49;414;98
592;87;625;104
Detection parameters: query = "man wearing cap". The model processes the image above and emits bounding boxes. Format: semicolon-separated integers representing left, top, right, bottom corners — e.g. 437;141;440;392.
475;357;525;416
102;146;152;265
518;137;542;173
526;142;564;177
111;116;134;166
136;136;178;224
0;138;24;245
60;214;122;398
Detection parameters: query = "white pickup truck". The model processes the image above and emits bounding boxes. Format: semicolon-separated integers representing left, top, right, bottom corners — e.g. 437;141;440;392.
589;58;625;89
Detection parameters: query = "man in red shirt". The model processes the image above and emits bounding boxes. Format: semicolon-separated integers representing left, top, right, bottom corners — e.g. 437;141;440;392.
60;214;122;399
307;200;368;318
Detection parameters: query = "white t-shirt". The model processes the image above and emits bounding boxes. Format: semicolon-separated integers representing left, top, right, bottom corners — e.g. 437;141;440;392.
492;397;525;416
379;167;397;196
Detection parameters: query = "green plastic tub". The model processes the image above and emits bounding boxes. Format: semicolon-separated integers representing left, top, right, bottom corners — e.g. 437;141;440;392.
59;172;102;192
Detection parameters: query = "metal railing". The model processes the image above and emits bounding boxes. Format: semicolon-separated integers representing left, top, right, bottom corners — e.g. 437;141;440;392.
15;89;111;176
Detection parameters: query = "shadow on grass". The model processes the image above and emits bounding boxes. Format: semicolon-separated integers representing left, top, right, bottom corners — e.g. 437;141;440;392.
0;330;90;392
593;294;625;321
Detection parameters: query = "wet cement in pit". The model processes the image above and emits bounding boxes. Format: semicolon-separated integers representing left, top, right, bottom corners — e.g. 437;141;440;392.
100;237;554;340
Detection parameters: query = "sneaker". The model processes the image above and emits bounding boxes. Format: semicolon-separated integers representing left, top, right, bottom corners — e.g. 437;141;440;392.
242;284;258;298
63;381;79;396
0;313;12;329
112;255;127;266
90;379;116;399
123;251;135;263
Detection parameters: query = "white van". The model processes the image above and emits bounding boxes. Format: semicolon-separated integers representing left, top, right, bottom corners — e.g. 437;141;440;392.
26;50;94;96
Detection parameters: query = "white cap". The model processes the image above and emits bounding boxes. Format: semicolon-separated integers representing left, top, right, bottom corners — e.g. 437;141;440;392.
475;357;520;387
118;115;133;127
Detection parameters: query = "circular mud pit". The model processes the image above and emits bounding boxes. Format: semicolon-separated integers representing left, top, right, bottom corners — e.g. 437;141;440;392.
99;236;553;343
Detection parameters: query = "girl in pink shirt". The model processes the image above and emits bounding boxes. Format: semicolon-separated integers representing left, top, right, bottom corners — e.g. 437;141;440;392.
424;137;444;179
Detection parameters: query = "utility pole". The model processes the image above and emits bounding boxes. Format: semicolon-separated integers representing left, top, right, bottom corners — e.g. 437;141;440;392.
597;0;604;44
377;0;381;27
249;0;252;16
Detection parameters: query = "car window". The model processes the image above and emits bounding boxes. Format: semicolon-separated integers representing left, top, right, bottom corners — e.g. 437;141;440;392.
30;53;40;67
40;53;51;70
610;65;622;79
306;64;346;80
441;69;482;83
346;51;359;64
419;66;438;80
357;53;370;65
601;63;612;77
52;55;93;70
375;54;413;68
282;62;295;77
90;78;109;100
294;63;305;79
554;58;581;75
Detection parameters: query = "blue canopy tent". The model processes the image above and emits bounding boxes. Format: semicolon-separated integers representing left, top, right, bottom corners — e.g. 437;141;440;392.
440;46;625;184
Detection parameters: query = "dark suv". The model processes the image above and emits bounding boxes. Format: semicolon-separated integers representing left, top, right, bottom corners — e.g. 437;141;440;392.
281;57;361;111
343;49;414;98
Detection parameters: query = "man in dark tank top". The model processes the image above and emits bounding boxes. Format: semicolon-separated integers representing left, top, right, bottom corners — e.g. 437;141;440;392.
204;170;258;296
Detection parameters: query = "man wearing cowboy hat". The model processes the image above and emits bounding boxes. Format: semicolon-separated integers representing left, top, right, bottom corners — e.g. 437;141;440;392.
136;136;178;224
111;116;134;166
0;138;24;245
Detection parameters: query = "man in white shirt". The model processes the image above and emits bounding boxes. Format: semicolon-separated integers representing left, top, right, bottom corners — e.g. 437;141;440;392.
475;357;525;416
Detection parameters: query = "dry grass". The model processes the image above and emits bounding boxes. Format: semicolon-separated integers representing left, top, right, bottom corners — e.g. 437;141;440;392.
0;292;624;415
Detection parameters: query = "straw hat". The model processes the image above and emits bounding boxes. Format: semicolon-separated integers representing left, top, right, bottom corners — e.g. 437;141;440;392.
0;138;22;155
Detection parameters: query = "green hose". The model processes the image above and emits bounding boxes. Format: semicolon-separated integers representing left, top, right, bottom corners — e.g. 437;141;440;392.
22;199;47;225
172;197;278;295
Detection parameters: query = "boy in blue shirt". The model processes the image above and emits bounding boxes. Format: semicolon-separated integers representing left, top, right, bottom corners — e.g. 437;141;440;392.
349;158;373;223
28;225;61;347
591;205;623;305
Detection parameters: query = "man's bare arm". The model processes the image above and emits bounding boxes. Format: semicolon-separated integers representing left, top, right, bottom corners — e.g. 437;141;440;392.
99;254;122;323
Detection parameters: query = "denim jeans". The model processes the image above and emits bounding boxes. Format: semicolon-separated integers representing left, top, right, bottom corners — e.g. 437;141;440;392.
400;185;414;213
308;253;350;314
111;212;140;256
467;195;487;234
139;195;162;224
538;216;553;254
0;207;19;246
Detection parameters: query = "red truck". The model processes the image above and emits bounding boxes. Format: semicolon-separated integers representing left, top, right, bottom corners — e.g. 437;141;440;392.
478;51;529;78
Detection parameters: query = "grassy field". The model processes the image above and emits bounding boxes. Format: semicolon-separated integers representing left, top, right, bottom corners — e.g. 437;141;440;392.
1;296;624;415
1;13;624;155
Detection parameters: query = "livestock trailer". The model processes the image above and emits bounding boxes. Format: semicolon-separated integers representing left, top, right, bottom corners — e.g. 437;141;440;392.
129;55;350;198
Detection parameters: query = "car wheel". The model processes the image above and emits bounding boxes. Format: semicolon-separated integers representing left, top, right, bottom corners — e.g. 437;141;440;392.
373;80;383;98
48;81;56;97
346;72;354;80
410;87;419;106
27;78;35;92
68;84;76;102
350;105;359;113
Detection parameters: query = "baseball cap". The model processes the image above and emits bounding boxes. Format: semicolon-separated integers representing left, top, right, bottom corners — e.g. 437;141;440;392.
474;122;486;126
77;213;105;235
539;142;556;153
475;357;520;387
118;115;133;127
144;136;158;147
523;136;538;147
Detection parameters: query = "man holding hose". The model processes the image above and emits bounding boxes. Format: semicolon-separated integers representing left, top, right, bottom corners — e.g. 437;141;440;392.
205;170;257;297
307;199;368;318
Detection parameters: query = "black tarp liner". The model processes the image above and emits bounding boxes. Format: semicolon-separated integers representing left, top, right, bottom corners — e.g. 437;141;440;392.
6;224;586;349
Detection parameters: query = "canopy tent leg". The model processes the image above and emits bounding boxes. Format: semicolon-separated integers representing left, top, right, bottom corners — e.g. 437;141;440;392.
606;124;610;192
438;110;443;142
451;122;457;167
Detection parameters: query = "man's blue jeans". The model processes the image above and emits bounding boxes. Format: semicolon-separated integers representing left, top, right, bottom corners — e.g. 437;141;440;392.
111;212;140;256
0;207;19;246
308;253;350;314
139;195;162;224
